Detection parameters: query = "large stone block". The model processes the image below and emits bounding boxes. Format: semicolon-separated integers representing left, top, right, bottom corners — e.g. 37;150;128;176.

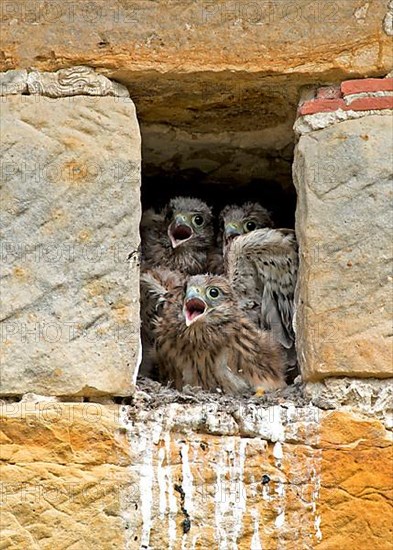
0;402;135;549
1;1;392;189
0;95;141;396
0;397;391;549
293;115;392;380
1;0;391;77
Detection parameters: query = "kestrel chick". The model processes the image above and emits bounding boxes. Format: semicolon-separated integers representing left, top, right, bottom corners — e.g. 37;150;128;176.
154;274;286;394
141;197;215;275
227;228;298;366
139;267;185;377
219;202;274;259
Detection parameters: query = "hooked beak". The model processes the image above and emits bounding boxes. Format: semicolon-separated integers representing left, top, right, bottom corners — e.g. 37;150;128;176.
224;223;242;244
183;288;207;326
168;215;193;248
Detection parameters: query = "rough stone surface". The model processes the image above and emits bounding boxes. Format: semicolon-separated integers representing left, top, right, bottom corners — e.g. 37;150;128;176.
0;396;391;549
294;108;393;136
293;115;393;381
27;66;129;98
305;378;393;429
1;0;391;187
383;0;393;35
0;69;27;95
0;403;133;549
0;95;141;397
316;85;342;100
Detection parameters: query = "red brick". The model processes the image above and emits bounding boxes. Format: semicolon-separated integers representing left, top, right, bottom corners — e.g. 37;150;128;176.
317;85;342;100
348;96;393;111
298;98;346;116
341;78;393;95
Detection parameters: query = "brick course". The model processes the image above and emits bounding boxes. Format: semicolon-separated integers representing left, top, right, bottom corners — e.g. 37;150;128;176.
341;78;393;95
298;78;393;116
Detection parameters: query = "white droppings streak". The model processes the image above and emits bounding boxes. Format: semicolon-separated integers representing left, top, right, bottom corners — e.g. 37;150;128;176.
275;480;286;534
311;464;323;542
250;508;262;550
275;481;285;498
180;442;194;515
273;441;283;460
302;407;323;545
118;406;135;548
270;406;286;542
213;438;249;549
139;430;154;549
232;439;248;546
315;515;322;541
275;510;285;529
152;419;163;444
214;443;229;549
165;432;177;549
268;405;285;442
262;484;271;502
157;446;167;518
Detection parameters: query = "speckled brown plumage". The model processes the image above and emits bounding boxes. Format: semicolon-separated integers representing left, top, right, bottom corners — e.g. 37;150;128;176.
140;197;215;275
139;267;185;377
219;202;274;261
153;274;286;394
227;228;298;366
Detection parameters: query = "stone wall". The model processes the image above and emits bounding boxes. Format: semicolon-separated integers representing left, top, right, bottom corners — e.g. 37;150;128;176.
1;384;392;549
1;0;392;188
1;68;142;397
1;4;393;548
293;78;393;381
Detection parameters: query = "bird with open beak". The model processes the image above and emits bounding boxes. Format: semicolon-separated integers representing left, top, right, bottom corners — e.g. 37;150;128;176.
154;274;286;395
140;197;215;275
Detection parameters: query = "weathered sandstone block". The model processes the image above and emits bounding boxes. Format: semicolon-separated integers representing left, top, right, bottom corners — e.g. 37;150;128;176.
294;114;392;380
0;94;141;396
0;402;134;549
27;66;129;98
0;395;391;549
1;1;392;188
0;69;28;95
1;0;391;77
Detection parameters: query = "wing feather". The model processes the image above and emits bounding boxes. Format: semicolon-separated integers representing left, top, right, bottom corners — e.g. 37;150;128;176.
139;268;185;376
227;228;298;357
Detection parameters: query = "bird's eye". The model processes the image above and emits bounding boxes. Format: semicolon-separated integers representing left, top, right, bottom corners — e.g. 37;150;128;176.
244;220;257;232
193;214;204;227
207;287;220;299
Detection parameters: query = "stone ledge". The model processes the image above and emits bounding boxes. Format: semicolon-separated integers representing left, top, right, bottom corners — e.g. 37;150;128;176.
304;378;393;430
0;394;392;549
0;67;129;97
294;107;393;136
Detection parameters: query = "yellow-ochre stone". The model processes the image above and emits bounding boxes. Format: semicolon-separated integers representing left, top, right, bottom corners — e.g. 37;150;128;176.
0;402;391;549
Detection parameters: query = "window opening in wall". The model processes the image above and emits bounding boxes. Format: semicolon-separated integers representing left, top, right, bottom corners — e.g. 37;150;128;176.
138;162;298;396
